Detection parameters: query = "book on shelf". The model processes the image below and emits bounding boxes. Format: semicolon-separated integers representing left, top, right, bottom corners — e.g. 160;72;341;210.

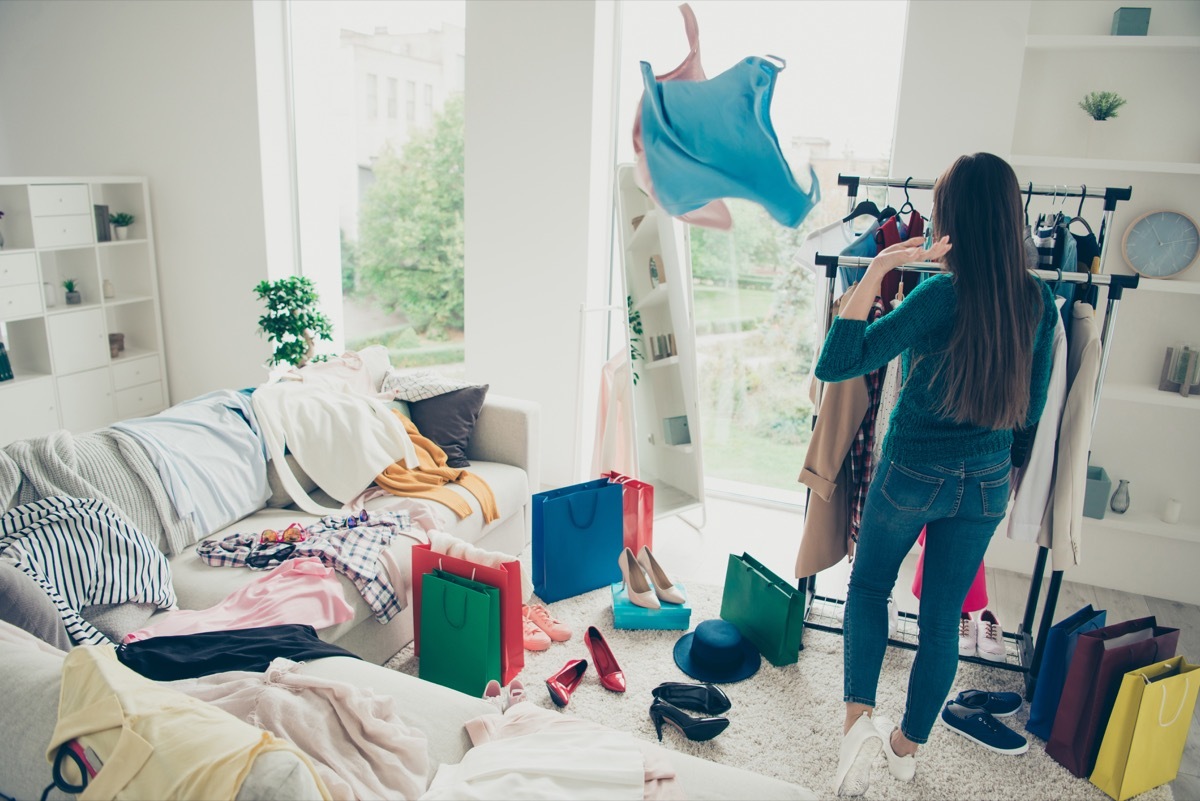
94;204;111;242
668;333;676;356
649;255;662;289
0;343;13;382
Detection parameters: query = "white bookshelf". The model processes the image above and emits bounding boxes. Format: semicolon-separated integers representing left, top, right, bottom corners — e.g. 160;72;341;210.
1025;34;1200;51
1009;155;1200;175
1102;382;1200;410
1087;512;1200;545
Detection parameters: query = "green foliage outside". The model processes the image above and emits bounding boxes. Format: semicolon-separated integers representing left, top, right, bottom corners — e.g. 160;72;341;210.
345;326;464;369
690;199;819;493
356;93;464;341
340;229;357;295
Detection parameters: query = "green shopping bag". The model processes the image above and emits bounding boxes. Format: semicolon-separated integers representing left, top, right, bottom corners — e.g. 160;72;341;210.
719;552;805;666
419;569;501;696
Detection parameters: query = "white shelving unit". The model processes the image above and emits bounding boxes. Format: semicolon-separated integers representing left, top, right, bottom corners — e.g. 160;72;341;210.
613;164;705;523
0;177;169;446
1011;5;1200;547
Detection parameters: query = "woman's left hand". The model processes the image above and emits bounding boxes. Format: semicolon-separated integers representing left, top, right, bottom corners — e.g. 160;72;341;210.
868;235;952;278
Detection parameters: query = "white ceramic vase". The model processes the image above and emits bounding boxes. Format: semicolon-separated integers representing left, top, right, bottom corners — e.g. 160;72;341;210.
1085;119;1108;159
115;226;129;241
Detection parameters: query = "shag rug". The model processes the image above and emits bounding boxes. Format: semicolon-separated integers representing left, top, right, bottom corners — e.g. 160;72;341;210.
386;582;1172;801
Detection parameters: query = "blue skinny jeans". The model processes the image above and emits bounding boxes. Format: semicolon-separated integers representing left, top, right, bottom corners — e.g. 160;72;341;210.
843;449;1011;743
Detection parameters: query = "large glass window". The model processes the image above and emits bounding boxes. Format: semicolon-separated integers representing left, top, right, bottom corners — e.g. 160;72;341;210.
289;2;466;377
616;1;905;500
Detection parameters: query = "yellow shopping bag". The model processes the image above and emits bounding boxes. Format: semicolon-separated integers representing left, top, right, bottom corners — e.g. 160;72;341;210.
1090;656;1200;801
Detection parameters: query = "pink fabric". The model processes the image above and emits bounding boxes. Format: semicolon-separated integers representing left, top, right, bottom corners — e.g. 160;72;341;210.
465;702;684;801
124;557;355;643
632;3;732;231
170;658;428;801
910;528;989;613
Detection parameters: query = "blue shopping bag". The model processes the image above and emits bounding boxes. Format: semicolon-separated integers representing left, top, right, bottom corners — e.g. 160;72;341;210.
1027;604;1107;740
532;479;624;603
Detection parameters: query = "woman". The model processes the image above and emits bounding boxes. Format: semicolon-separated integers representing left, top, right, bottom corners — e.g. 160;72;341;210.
816;153;1057;796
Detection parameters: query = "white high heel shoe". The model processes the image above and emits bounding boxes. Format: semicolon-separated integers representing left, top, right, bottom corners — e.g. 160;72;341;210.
619;547;660;609
637;546;686;605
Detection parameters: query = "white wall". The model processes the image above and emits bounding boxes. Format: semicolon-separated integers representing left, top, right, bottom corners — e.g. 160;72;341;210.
464;0;616;489
0;0;275;402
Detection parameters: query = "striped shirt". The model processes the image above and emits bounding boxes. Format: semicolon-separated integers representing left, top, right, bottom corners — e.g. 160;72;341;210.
0;496;177;645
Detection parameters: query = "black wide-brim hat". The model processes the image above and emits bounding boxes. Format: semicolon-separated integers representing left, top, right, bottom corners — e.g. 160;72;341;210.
673;619;761;684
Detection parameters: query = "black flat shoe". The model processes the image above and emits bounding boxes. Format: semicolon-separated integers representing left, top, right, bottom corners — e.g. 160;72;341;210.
651;681;731;715
649;699;729;742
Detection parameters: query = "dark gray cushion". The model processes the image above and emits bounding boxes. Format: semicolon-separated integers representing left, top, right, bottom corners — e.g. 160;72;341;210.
408;384;489;468
0;560;72;651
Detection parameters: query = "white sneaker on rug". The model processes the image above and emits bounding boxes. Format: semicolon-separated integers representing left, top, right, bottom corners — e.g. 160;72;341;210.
482;679;505;713
976;610;1006;662
873;715;916;782
958;612;977;657
887;596;899;639
834;712;883;797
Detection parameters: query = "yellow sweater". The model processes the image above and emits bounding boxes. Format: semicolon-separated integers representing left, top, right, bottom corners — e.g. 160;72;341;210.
375;412;499;524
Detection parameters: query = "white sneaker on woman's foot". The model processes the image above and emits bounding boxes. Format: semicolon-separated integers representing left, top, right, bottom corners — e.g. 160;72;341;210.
834;712;883;797
874;716;916;782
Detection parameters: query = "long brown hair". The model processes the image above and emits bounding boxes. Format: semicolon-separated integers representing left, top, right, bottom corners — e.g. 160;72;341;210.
930;153;1042;430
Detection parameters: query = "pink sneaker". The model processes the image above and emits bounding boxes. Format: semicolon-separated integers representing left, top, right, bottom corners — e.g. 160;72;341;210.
522;616;552;651
525;604;572;642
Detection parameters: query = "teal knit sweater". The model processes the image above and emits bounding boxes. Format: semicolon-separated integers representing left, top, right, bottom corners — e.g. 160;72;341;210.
815;273;1057;465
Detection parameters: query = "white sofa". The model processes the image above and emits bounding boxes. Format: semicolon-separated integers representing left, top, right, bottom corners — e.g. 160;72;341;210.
164;392;541;665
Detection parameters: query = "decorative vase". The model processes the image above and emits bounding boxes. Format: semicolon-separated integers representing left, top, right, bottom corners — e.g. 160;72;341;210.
65;291;81;305
115;226;129;241
0;227;5;249
43;282;56;308
103;279;115;299
1085;119;1108;159
1109;479;1130;514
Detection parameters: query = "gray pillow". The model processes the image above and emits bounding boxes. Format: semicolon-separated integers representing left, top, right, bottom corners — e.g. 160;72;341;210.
0;560;72;651
408;384;489;468
266;453;320;508
80;602;157;642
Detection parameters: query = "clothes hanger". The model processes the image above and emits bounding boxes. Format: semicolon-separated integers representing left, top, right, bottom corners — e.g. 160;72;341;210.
1069;185;1095;235
1024;182;1033;227
898;177;916;216
841;198;883;224
1052;266;1065;296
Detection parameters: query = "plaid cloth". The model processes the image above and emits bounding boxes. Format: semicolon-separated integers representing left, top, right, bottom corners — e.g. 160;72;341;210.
294;510;412;623
847;298;886;544
196;509;414;623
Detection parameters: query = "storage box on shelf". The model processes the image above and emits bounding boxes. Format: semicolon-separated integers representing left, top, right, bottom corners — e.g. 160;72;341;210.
0;177;168;446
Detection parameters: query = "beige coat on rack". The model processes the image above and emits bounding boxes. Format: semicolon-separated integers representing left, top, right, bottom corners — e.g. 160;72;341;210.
1038;302;1101;571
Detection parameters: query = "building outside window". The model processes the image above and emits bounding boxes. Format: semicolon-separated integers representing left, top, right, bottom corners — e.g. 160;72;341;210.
365;72;378;121
289;2;466;377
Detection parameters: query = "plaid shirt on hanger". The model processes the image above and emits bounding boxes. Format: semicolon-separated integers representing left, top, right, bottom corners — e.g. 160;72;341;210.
847;298;886;544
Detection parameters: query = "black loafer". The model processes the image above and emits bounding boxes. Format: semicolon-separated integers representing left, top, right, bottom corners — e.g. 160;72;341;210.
651;681;731;715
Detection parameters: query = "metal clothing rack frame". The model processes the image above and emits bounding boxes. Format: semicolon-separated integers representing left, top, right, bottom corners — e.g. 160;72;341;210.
799;173;1136;697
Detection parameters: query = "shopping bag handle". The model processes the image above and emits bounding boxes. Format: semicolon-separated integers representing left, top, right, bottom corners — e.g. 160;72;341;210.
566;491;600;529
436;559;477;582
1155;676;1191;728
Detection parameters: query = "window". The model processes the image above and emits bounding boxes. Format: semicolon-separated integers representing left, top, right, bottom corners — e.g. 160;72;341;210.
616;1;905;500
365;73;378;121
288;2;467;377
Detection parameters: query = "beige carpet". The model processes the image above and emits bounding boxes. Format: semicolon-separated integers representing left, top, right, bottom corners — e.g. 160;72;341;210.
387;582;1172;801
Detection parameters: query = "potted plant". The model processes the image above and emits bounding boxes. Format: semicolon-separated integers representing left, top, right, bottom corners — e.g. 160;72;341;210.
63;279;81;305
253;276;333;368
109;212;135;241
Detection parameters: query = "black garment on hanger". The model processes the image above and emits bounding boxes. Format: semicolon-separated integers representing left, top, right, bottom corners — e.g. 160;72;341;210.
116;624;360;680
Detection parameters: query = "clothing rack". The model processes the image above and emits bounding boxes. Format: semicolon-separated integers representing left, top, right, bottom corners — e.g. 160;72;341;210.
800;173;1136;698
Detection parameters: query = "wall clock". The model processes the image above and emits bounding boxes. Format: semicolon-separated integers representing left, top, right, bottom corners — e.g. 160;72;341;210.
1121;210;1200;279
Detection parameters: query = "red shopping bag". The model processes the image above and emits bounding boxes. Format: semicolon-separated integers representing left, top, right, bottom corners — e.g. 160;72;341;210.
603;471;654;553
411;543;524;685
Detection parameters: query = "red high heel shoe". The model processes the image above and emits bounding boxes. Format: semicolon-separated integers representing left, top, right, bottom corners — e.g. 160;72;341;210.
545;659;588;707
585;625;626;693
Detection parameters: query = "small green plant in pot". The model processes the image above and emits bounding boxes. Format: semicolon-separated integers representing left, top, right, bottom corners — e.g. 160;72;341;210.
1078;91;1127;121
63;279;81;305
109;212;135;240
253;276;333;368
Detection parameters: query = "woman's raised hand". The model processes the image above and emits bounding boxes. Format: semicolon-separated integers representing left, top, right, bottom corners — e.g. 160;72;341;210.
868;235;951;277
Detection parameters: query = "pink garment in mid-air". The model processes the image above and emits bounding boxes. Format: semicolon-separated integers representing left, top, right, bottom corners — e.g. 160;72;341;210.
124;557;355;642
632;3;732;231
